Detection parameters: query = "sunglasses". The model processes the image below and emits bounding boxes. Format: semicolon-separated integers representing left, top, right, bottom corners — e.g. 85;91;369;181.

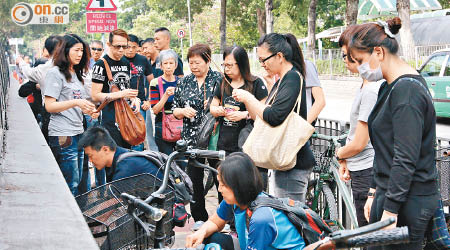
111;44;129;50
91;48;103;52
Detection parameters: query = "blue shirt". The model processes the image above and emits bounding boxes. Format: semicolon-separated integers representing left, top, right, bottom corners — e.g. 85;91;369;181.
111;147;163;181
216;193;305;250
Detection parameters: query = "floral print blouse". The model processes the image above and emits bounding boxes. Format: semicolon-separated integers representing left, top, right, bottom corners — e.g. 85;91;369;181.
172;69;223;147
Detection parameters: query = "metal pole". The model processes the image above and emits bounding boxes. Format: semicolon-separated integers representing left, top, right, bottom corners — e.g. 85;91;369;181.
187;0;193;47
180;38;183;61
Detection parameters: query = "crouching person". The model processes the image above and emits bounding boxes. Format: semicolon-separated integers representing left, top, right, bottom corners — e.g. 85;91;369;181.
78;127;162;181
185;152;306;250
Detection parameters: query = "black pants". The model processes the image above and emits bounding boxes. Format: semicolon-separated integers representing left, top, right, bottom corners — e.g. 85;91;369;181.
349;168;372;227
368;188;439;250
204;232;239;250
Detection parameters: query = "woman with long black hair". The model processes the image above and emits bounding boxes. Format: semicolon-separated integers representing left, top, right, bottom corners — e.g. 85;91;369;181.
44;34;96;196
210;46;268;187
233;33;315;202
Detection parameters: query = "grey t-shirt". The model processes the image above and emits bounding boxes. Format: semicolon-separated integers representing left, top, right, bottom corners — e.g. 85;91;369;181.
346;82;380;171
44;66;86;136
304;60;321;112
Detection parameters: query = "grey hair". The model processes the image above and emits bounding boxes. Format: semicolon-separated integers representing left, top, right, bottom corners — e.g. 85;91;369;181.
159;49;178;67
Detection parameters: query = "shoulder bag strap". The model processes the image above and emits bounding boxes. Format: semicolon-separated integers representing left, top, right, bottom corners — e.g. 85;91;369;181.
94;58;114;113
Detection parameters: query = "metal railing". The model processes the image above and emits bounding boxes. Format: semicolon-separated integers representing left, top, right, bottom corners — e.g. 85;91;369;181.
0;39;10;158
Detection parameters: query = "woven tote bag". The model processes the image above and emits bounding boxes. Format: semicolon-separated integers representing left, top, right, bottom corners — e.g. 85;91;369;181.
243;73;315;171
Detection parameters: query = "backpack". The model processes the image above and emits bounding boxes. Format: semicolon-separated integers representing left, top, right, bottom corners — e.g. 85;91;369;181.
116;150;193;205
248;193;332;245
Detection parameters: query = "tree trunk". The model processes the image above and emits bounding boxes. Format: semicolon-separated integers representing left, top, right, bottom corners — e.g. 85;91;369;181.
265;0;273;34
220;0;227;53
256;7;266;37
307;0;317;51
345;0;358;26
397;0;415;61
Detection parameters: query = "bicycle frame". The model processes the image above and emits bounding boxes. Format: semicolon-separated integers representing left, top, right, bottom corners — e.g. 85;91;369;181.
311;133;359;229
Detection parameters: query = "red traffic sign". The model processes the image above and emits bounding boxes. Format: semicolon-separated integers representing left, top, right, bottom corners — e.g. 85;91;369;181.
86;12;117;33
177;29;186;39
86;0;117;11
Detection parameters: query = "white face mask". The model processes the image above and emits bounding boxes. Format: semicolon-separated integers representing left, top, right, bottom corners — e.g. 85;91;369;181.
357;53;384;82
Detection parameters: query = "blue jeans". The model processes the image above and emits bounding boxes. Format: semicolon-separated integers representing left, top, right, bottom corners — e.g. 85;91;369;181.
131;109;147;151
49;134;84;196
146;109;159;151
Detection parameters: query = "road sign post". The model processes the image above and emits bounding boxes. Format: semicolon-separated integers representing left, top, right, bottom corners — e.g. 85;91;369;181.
177;29;186;61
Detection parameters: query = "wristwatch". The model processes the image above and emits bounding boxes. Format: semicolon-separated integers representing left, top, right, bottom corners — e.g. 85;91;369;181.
367;190;375;198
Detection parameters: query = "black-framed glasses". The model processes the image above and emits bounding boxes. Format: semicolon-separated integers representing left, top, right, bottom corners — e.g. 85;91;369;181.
342;53;347;61
221;63;237;68
111;44;129;50
259;53;277;64
91;47;103;52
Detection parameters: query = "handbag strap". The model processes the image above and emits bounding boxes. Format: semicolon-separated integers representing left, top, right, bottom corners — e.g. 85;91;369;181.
266;71;303;115
157;76;167;120
94;58;114;113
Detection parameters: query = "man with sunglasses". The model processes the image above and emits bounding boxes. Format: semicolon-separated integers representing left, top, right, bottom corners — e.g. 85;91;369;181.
89;41;104;69
91;30;141;181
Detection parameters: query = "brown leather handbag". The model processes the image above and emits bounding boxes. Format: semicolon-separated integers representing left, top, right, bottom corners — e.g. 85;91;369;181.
96;58;146;146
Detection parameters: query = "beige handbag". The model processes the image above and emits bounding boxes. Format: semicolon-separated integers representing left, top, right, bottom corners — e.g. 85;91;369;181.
242;73;315;171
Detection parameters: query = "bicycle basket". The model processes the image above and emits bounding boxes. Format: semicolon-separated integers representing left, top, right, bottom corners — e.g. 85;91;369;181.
436;157;450;206
75;173;175;250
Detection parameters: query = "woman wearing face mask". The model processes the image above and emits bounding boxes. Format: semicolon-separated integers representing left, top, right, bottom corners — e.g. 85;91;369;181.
209;46;268;187
233;33;315;202
44;34;95;196
172;44;223;222
335;26;380;231
150;50;180;156
348;18;438;250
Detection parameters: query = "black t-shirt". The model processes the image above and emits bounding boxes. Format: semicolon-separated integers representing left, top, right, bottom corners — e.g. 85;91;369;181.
91;54;131;126
214;78;268;152
125;54;153;101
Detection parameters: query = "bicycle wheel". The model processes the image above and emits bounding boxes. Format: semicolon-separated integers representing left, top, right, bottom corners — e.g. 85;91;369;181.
322;183;339;227
308;180;339;231
203;169;215;196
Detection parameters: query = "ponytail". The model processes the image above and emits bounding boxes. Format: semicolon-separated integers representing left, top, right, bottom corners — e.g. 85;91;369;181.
284;33;306;78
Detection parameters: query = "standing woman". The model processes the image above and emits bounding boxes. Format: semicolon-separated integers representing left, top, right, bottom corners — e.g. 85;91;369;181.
150;49;180;155
348;18;438;250
172;44;223;222
233;33;315;202
44;34;95;196
210;46;268;187
335;26;380;229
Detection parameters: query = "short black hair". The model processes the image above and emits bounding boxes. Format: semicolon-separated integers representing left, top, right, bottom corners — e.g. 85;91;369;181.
142;38;155;45
90;40;103;47
218;152;263;206
128;34;140;44
155;27;169;33
78;126;117;151
45;35;63;56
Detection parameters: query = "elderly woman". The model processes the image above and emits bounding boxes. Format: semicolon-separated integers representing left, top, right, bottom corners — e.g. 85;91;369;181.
150;50;181;155
172;43;223;222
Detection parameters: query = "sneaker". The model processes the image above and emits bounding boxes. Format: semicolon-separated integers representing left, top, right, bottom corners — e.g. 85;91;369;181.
192;220;205;231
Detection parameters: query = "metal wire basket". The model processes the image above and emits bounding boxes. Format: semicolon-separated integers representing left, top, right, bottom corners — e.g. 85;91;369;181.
75;173;175;250
436;157;450;206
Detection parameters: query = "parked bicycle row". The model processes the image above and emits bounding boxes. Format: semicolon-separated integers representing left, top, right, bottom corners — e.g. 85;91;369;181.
14;17;450;250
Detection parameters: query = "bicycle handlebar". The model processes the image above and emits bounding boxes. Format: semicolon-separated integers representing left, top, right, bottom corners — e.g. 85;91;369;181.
312;133;348;146
121;193;164;221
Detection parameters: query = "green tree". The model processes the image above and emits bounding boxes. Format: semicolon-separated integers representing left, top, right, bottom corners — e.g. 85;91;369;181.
118;0;151;30
146;0;214;21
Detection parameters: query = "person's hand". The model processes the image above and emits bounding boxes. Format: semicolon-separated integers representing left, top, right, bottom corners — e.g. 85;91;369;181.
183;107;197;119
24;56;31;64
141;100;150;111
232;89;253;103
76;99;96;114
15;56;24;65
364;196;374;222
90;111;100;119
211;106;226;117
131;98;141;114
120;89;139;99
164;87;175;97
185;230;206;248
225;110;247;122
35;83;40;90
338;160;351;182
380;210;398;230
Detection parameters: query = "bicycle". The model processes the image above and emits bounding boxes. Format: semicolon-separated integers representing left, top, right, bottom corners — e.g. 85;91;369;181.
76;140;225;250
306;132;359;231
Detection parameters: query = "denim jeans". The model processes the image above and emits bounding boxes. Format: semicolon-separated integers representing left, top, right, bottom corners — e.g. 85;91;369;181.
131;109;147;152
49;134;84;196
272;167;313;202
146;109;159;151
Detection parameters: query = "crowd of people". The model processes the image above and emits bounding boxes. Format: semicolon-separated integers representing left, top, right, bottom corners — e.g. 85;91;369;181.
15;17;446;250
